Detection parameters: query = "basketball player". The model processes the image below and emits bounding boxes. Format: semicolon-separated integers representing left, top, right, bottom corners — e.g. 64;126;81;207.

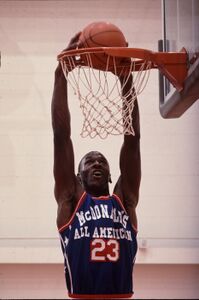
52;33;141;299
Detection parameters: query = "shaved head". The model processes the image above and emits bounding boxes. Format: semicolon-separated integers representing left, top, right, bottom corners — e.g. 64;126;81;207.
78;151;110;173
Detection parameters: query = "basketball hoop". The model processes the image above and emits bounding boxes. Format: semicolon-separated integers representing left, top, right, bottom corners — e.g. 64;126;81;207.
57;47;188;138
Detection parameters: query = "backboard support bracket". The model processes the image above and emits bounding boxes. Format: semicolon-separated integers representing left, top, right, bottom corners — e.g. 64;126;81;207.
158;39;199;118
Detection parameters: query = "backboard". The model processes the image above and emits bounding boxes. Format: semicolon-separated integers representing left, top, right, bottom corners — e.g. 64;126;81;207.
159;0;199;118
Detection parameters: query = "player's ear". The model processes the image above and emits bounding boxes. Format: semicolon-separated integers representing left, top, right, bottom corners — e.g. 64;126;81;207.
77;173;82;185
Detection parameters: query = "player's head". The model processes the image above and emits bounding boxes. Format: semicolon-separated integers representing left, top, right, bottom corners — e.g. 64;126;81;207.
77;151;112;195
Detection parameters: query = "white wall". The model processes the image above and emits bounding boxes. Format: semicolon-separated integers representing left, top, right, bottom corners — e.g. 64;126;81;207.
0;0;199;299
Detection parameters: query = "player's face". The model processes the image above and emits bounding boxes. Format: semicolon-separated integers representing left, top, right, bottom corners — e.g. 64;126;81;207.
78;151;111;193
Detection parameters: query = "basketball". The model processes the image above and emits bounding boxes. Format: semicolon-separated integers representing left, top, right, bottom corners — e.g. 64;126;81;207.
79;22;127;70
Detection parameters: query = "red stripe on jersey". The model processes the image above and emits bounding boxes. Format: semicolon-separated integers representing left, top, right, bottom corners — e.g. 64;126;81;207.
112;193;138;233
92;195;110;200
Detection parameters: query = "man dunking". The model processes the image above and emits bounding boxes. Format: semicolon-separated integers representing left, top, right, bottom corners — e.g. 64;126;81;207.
51;32;141;299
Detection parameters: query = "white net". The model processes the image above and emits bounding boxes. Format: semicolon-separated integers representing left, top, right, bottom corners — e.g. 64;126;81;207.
61;53;151;138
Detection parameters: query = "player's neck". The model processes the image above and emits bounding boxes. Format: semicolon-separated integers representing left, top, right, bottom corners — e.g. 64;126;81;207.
85;186;110;197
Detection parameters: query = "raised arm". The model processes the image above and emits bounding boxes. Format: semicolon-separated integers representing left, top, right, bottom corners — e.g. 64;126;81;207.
51;33;83;228
114;75;141;229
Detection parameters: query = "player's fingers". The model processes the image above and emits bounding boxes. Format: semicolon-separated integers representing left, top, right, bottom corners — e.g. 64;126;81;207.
70;31;82;44
62;32;82;52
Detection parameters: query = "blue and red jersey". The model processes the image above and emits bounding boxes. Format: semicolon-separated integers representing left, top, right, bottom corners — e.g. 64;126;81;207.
59;192;137;299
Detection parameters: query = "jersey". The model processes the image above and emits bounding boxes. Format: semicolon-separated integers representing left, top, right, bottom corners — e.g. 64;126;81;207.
58;192;138;299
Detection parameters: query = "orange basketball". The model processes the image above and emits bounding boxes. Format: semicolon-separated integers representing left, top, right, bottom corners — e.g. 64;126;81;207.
79;22;127;70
